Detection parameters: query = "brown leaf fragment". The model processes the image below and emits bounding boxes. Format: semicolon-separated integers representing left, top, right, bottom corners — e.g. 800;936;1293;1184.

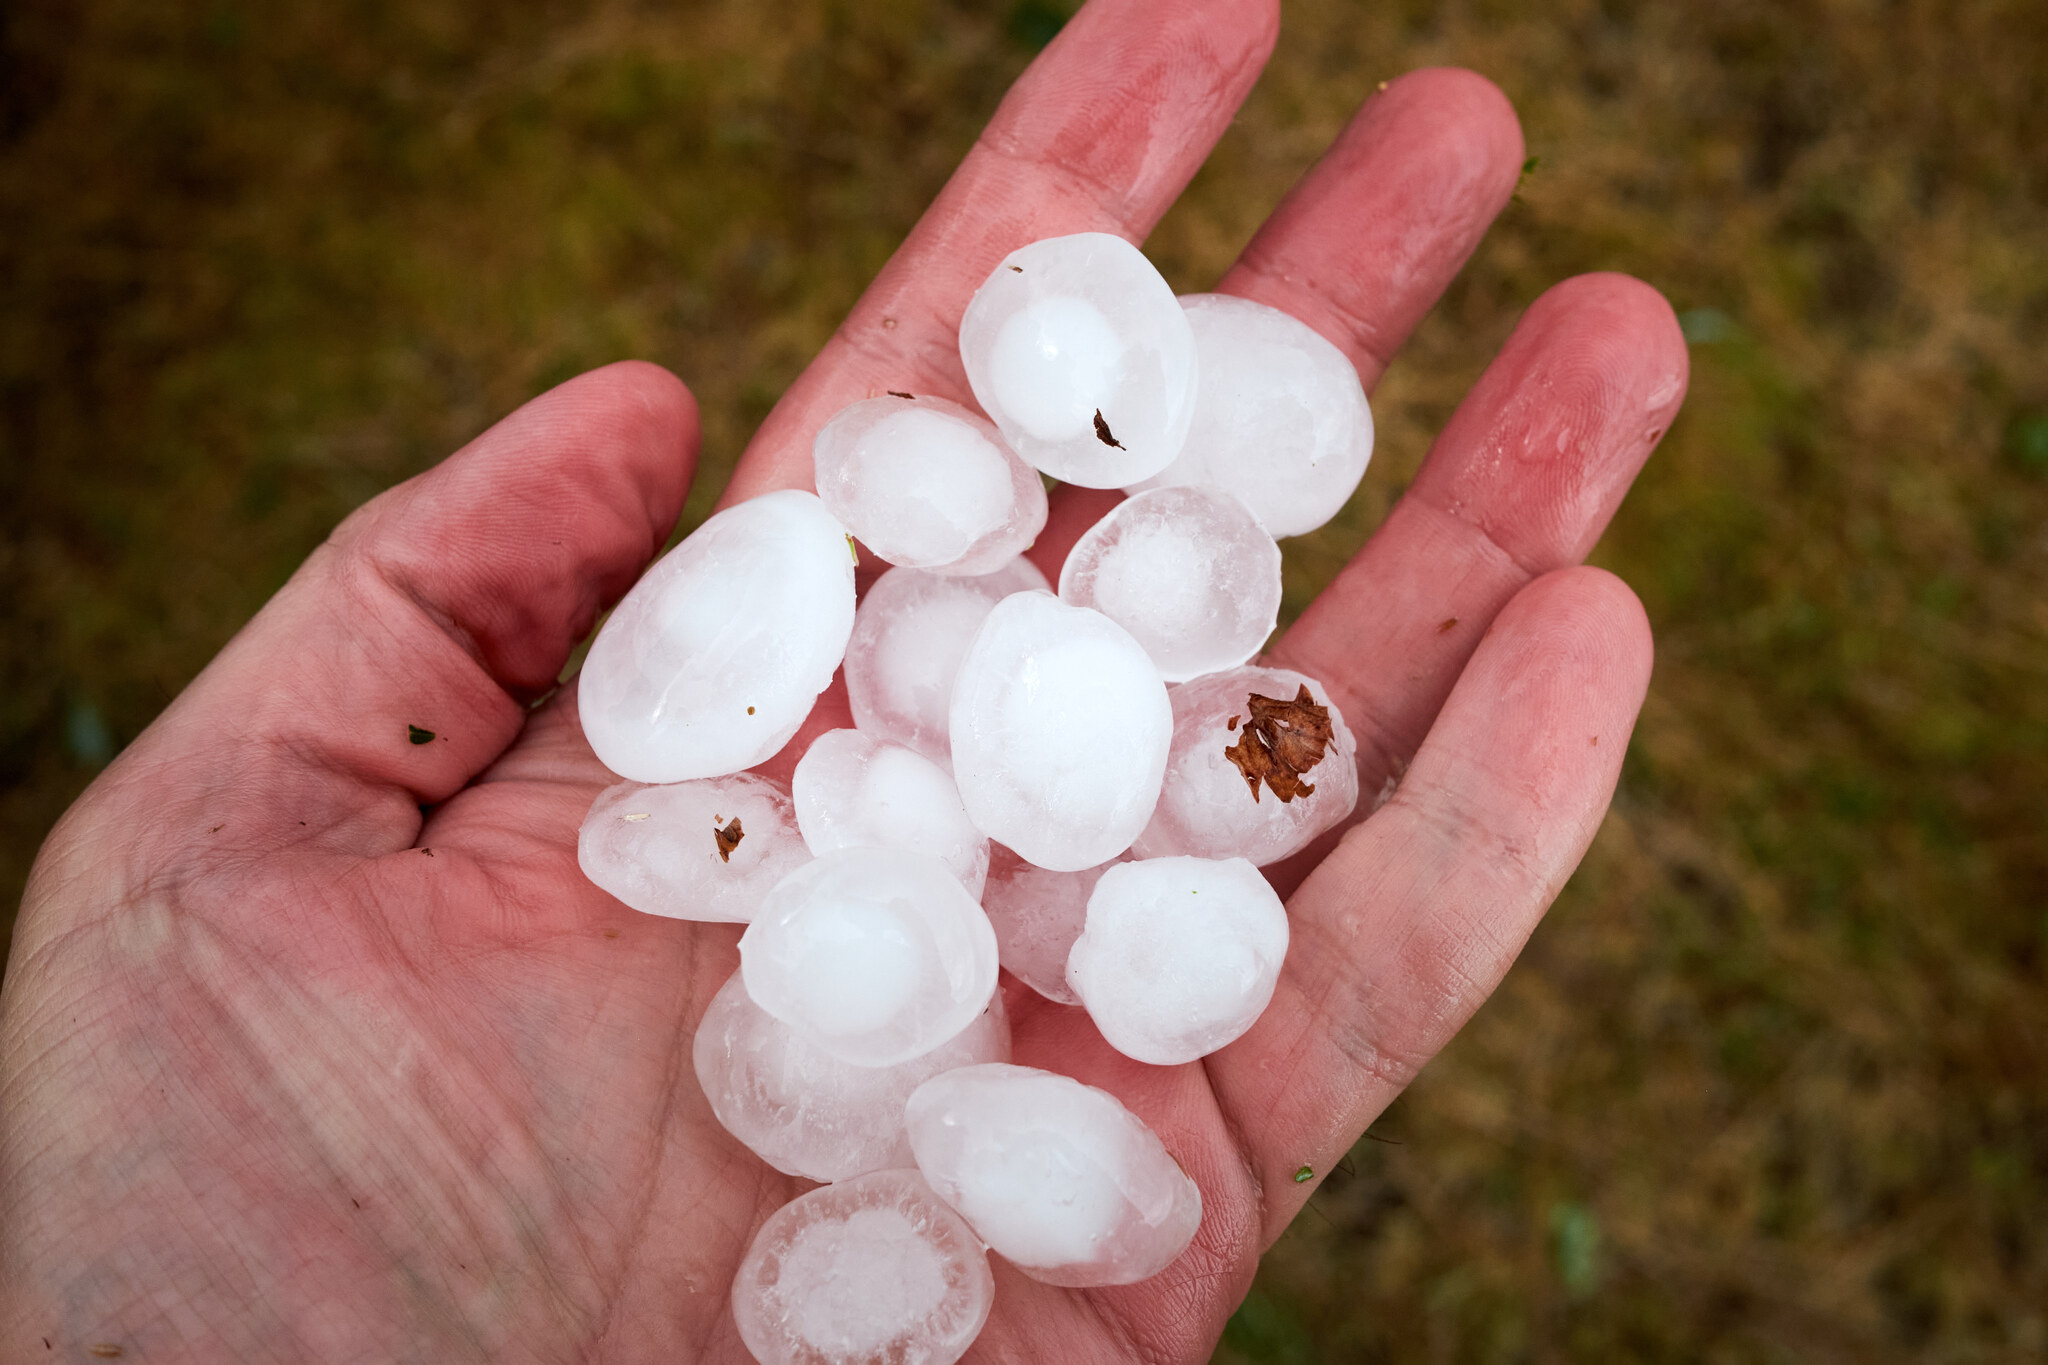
714;816;745;863
1226;715;1240;731
1092;409;1124;449
887;390;913;399
1008;264;1023;272
1223;685;1337;804
1436;616;1459;633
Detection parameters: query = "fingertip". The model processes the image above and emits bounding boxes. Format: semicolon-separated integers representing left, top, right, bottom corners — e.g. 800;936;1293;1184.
1379;66;1526;200
1524;272;1690;417
1485;564;1655;719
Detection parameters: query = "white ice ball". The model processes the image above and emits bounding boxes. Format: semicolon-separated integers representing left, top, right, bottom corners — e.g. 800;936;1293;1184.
1129;293;1374;538
960;233;1197;488
905;1063;1202;1287
793;728;990;897
1133;666;1359;865
1066;856;1289;1065
843;558;1049;769
578;490;855;783
812;394;1047;575
577;775;809;923
1058;485;1281;683
693;968;1009;1183
949;591;1171;872
731;1169;994;1365
739;846;999;1067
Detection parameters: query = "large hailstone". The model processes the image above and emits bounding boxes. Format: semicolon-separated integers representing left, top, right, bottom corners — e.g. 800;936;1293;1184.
979;844;1123;1006
1132;666;1358;865
730;1169;994;1365
1066;856;1289;1066
812;394;1047;575
578;490;855;783
578;775;809;923
1130;294;1374;538
1057;485;1281;683
948;591;1172;872
793;729;990;897
959;233;1197;488
739;846;999;1067
844;558;1049;769
693;968;1010;1183
904;1064;1202;1287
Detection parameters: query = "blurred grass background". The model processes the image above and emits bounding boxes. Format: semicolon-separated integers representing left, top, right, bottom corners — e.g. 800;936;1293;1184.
3;0;2044;1358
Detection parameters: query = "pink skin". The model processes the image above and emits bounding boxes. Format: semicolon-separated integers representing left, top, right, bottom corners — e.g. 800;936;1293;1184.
0;1;1685;1361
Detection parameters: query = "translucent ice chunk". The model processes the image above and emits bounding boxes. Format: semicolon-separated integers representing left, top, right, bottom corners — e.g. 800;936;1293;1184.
578;775;809;923
579;490;855;783
731;1169;994;1365
793;729;990;898
812;394;1048;575
960;233;1197;488
1057;485;1281;682
979;844;1123;1006
905;1063;1202;1287
843;558;1049;768
1132;666;1359;866
949;591;1171;871
1128;294;1375;538
1067;856;1289;1065
740;846;999;1067
693;968;1009;1182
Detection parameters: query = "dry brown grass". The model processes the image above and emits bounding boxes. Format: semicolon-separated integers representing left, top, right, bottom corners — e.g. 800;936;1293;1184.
4;0;2045;1358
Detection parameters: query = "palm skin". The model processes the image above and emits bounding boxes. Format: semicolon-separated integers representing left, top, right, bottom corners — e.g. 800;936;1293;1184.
0;2;1689;1361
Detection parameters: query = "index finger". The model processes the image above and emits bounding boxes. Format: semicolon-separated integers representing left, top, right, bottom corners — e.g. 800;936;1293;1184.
717;0;1279;508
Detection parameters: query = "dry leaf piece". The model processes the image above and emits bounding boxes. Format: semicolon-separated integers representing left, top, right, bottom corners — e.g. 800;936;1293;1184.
1223;685;1336;804
714;816;745;863
1093;409;1125;449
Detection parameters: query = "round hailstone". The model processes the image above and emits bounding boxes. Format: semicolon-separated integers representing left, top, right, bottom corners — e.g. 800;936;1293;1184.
1132;666;1358;865
578;775;810;923
731;1169;993;1365
1057;485;1281;683
1067;856;1290;1065
949;591;1172;872
979;844;1124;1006
959;232;1197;488
1128;293;1374;539
578;490;855;783
904;1064;1202;1287
812;394;1047;575
844;557;1049;769
739;846;998;1067
693;968;1010;1183
793;729;990;897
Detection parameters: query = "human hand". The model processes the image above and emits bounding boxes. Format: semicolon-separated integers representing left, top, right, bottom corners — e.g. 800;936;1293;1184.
0;0;1686;1359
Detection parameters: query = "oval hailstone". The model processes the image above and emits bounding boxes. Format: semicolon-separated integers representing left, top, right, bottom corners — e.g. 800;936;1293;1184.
693;968;1010;1183
578;490;855;784
1132;665;1358;865
739;846;999;1067
1057;485;1281;683
949;591;1172;872
793;729;990;897
1129;293;1374;538
905;1064;1202;1287
844;558;1049;769
959;233;1197;488
731;1169;994;1365
578;775;809;923
812;394;1047;575
1067;856;1290;1066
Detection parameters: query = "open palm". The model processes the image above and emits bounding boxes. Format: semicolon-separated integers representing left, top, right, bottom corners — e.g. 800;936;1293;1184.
0;1;1687;1359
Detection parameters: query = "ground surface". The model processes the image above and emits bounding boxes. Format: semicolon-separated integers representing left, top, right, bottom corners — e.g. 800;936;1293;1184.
3;0;2045;1360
